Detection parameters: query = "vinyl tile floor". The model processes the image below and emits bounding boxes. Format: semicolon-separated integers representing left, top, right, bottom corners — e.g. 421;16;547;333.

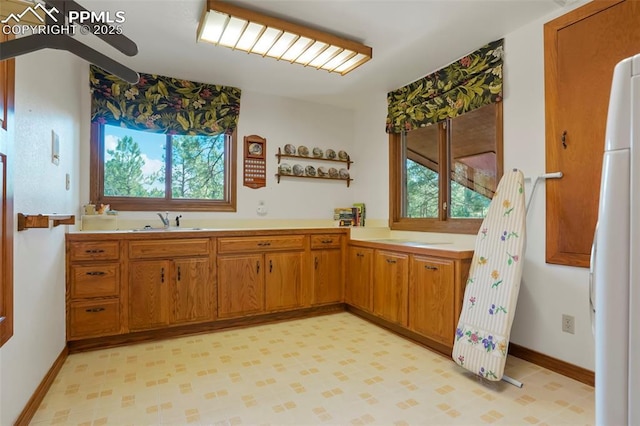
30;313;594;425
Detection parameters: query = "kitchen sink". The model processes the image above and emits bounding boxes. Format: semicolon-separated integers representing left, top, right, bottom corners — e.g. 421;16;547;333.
129;226;205;232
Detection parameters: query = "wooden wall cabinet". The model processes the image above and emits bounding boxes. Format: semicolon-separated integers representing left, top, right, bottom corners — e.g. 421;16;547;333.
544;0;640;267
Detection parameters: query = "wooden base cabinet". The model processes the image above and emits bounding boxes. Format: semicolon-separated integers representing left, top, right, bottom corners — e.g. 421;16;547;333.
346;246;373;311
129;257;213;331
217;235;307;318
129;259;170;330
217;254;264;318
408;255;455;345
265;252;304;311
66;240;122;340
311;250;342;305
65;230;347;348
347;241;472;355
127;238;214;332
373;250;409;326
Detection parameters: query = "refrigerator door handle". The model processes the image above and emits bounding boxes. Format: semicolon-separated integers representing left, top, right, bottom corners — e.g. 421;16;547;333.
589;222;598;337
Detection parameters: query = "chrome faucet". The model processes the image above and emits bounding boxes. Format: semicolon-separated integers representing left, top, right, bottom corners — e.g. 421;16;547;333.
157;212;170;228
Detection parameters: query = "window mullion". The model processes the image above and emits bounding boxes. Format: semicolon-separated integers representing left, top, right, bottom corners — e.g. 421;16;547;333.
439;121;450;221
165;134;172;201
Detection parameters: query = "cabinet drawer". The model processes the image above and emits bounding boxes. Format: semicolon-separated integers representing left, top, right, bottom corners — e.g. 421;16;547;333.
218;235;306;253
70;264;120;299
310;234;342;249
129;238;210;259
68;299;120;340
69;241;119;261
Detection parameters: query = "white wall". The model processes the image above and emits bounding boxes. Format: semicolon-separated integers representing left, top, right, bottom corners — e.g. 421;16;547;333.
0;50;82;424
503;4;594;371
350;4;595;371
78;82;357;228
351;93;390;223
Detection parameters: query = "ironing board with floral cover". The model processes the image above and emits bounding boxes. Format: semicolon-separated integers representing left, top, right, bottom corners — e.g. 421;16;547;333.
452;168;526;380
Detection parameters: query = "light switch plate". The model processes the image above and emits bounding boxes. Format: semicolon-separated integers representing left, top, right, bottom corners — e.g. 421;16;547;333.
52;130;60;165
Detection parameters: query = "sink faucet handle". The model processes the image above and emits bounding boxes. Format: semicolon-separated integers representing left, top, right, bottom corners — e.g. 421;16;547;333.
175;215;182;227
157;212;170;227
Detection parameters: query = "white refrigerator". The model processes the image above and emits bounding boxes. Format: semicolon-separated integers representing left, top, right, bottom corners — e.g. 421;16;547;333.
591;52;640;425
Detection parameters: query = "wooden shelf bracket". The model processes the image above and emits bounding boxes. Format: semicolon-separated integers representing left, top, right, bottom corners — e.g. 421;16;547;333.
17;213;75;231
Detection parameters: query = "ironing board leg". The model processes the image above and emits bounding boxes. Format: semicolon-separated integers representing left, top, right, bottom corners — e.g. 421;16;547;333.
502;374;523;388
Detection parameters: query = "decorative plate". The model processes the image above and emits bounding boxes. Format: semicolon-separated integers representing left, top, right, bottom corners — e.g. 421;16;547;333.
284;144;296;155
317;166;328;177
338;150;349;160
328;167;339;178
298;145;310;156
293;164;304;176
249;142;262;156
339;168;350;179
312;147;323;158
325;149;336;159
279;163;292;175
305;165;316;177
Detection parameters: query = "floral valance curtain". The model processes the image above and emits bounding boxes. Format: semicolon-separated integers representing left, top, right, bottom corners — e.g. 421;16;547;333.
386;39;503;134
90;65;241;136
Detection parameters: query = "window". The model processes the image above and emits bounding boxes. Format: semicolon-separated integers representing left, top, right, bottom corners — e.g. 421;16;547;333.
90;123;237;211
390;103;503;233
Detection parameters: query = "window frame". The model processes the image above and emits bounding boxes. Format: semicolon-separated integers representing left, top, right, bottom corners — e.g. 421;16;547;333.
89;123;237;212
389;102;503;234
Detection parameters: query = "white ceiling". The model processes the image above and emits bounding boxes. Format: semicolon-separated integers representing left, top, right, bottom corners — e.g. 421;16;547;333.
79;0;563;108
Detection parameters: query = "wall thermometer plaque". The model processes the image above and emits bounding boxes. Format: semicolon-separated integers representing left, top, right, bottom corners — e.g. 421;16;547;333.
243;135;266;189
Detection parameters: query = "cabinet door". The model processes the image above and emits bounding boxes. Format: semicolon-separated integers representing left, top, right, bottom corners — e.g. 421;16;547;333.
217;254;264;318
172;258;212;324
129;260;170;330
346;246;373;311
311;249;343;305
373;250;409;326
409;256;455;345
265;252;303;311
544;0;640;267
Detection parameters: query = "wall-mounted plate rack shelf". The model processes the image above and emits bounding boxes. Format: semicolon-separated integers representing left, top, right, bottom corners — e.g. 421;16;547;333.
274;173;353;187
275;147;352;169
17;213;75;231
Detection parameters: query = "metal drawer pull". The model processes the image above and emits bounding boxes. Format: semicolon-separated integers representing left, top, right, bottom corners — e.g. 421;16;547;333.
257;242;271;247
177;266;181;281
356;253;364;258
386;259;397;264
85;271;106;276
321;239;333;244
161;267;165;283
424;265;438;271
256;261;260;273
85;249;105;254
269;259;273;273
85;307;105;313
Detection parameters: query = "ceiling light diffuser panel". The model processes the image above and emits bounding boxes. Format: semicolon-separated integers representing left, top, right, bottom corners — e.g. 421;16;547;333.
197;0;372;75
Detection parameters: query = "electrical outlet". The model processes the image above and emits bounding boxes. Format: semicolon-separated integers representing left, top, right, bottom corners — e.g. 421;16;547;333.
562;314;575;334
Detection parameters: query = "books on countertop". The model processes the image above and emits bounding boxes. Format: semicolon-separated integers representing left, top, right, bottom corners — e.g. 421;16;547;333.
334;203;366;227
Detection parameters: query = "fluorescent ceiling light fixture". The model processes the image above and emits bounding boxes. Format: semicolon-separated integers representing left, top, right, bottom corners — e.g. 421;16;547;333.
197;0;372;75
